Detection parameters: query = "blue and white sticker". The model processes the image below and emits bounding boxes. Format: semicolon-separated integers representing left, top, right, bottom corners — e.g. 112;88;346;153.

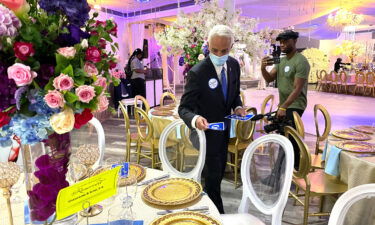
208;78;218;89
208;122;225;131
111;162;129;178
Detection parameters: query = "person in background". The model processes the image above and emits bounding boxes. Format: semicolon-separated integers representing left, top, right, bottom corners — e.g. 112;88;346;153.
127;48;147;97
178;25;246;213
334;58;343;73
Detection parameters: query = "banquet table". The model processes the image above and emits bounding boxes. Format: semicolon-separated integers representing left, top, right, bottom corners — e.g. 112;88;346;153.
322;131;375;225
0;168;221;225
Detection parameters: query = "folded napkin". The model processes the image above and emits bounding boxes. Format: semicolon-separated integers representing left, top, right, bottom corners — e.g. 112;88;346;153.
94;220;143;225
324;145;342;176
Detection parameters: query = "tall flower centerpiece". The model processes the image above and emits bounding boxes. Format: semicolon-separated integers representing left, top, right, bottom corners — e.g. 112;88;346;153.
154;0;271;73
0;0;119;223
302;48;329;83
332;40;366;63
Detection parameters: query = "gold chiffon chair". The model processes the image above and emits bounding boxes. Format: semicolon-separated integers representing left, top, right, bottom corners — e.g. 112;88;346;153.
365;72;375;97
339;71;356;94
134;107;176;168
354;72;366;95
330;71;341;93
314;104;331;155
160;91;177;106
179;125;199;171
134;95;150;114
227;107;257;188
118;101;141;162
286;126;347;225
293;111;323;169
257;94;274;134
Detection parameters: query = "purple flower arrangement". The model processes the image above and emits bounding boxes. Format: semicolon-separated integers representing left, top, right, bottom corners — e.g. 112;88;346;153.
0;0;120;222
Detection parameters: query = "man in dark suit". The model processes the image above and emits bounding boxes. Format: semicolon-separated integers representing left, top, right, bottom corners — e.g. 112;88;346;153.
178;25;246;214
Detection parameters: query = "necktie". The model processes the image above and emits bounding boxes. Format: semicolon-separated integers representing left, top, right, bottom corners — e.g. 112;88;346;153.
221;67;227;100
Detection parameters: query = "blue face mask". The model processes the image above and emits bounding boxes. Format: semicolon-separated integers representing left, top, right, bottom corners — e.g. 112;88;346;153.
209;53;229;66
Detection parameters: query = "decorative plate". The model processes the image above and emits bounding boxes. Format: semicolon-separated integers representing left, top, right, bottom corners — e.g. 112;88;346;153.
142;178;202;206
336;141;375;153
332;129;371;141
154;105;176;111
351;125;375;134
118;163;146;186
89;164;146;185
150;211;221;225
151;110;174;117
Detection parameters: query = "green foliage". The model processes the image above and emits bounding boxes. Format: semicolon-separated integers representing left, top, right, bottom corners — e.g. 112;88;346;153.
183;41;204;66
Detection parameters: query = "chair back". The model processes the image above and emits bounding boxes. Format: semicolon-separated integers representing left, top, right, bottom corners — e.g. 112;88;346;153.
134;95;150;114
88;117;105;169
328;183;375;225
366;72;374;86
119;101;132;161
331;71;339;83
235;107;257;143
134;107;153;142
339;71;348;84
314;104;331;144
316;70;321;80
320;70;327;81
355;72;365;85
326;71;334;82
259;95;274;130
293;111;305;139
158;119;206;182
238;134;294;225
160;92;177;106
284;126;311;179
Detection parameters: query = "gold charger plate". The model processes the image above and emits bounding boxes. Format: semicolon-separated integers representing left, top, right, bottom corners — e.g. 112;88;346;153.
351;125;375;134
90;164;146;186
336;141;375;153
142;178;202;206
332;129;371;141
150;211;221;225
151;110;174;117
154;105;176;111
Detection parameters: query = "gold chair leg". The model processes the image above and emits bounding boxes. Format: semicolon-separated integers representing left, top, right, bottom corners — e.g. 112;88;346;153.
319;196;325;213
126;140;131;162
136;141;141;164
151;145;155;169
234;150;239;187
293;186;300;206
303;191;310;225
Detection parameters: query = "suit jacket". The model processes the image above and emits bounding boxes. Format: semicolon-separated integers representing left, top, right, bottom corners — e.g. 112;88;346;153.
178;56;242;155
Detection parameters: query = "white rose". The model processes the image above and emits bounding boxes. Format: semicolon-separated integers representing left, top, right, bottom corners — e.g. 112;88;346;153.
81;39;88;49
198;54;205;61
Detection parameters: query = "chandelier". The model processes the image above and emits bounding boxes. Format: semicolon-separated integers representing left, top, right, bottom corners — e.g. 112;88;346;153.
327;8;364;29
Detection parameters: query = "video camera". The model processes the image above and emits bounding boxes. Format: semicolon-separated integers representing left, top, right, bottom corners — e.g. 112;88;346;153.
251;111;293;134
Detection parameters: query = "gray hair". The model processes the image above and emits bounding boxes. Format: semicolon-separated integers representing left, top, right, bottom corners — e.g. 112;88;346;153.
208;25;234;45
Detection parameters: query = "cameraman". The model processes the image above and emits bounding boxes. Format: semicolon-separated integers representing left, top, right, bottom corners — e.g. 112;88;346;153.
261;30;310;168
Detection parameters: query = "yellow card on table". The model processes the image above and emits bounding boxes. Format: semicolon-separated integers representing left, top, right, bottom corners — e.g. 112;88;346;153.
56;166;120;220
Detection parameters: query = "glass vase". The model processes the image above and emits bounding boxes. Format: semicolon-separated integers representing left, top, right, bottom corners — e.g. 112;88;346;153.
22;132;77;225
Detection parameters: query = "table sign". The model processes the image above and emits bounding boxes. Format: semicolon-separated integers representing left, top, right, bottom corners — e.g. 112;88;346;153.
56;167;121;220
208;122;225;131
225;114;254;121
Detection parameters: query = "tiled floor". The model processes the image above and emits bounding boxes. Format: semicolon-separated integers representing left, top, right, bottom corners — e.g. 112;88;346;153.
71;86;375;225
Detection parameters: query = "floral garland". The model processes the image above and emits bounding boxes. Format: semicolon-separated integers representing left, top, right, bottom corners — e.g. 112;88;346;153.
301;48;329;83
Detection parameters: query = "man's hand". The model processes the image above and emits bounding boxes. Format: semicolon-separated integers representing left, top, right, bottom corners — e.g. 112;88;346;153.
235;107;247;117
277;109;286;119
261;56;272;69
195;116;209;131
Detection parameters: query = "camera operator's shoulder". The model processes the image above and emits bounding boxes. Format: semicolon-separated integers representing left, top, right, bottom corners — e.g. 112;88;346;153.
297;53;309;63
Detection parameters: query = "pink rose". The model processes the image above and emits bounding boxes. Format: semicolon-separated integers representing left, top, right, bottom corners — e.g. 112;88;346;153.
57;47;76;59
75;85;96;103
94;76;107;90
110;70;121;79
83;62;98;77
44;90;65;108
95;95;109;112
7;63;37;86
85;46;101;63
53;73;74;91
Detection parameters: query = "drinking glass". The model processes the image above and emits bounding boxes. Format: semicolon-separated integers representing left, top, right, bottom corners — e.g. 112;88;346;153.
119;167;138;209
108;205;133;225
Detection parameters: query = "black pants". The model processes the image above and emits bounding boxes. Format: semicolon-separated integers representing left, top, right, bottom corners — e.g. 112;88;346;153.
286;108;304;169
201;129;229;214
130;78;146;98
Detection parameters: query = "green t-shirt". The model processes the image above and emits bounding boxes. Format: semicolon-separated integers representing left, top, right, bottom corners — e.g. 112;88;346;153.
276;53;310;110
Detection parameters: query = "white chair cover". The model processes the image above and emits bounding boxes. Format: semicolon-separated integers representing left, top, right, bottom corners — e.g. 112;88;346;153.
328;183;375;225
158;119;206;182
88;117;105;169
221;134;294;225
